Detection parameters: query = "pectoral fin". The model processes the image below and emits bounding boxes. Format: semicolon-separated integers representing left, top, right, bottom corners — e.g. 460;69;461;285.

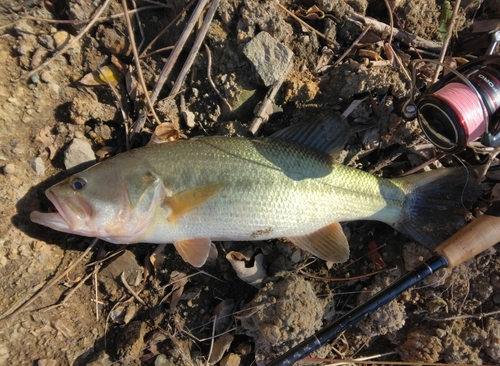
287;222;349;263
164;182;225;222
174;238;212;267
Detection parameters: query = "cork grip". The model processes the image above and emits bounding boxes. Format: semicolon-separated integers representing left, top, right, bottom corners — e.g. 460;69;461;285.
435;213;500;268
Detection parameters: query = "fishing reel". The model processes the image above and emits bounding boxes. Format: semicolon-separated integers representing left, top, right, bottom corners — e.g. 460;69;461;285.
403;31;500;153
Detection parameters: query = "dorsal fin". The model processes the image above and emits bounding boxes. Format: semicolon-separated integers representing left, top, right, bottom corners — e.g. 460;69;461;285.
270;114;351;158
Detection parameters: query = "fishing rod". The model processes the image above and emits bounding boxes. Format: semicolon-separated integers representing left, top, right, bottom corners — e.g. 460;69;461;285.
267;202;500;365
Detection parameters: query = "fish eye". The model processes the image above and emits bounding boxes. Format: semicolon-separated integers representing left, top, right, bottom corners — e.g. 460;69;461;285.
71;177;87;190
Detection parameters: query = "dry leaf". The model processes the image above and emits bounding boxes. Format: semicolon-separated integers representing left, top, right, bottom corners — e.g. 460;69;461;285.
208;333;234;365
35;125;56;160
358;49;383;61
147;122;187;145
213;299;235;334
79;64;123;86
226;248;266;288
295;5;325;20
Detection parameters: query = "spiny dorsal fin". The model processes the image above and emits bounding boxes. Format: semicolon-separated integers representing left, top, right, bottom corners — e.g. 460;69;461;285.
164;182;226;222
174;238;212;267
270;114;350;158
287;222;350;263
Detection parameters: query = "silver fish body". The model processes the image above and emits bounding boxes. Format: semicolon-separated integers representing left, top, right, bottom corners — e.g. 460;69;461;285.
31;118;480;267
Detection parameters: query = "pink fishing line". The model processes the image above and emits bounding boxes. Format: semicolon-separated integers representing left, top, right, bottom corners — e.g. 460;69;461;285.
432;82;486;141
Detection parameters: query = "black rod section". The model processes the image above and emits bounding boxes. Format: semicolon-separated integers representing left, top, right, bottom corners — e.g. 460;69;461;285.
267;255;448;366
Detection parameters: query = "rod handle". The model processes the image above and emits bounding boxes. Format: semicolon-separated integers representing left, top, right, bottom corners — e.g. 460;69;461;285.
435;209;500;268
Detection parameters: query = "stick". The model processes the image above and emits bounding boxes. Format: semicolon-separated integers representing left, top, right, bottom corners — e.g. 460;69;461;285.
129;0;209;143
347;12;443;54
248;59;293;135
169;0;221;96
0;238;98;324
121;0;162;126
432;0;461;83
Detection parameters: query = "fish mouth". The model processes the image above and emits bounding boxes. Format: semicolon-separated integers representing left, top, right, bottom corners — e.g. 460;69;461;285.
30;188;94;234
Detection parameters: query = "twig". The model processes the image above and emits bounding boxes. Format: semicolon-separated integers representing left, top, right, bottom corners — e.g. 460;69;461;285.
140;45;174;59
169;0;221;96
332;25;371;68
206;315;217;365
347;12;443;53
120;272;146;305
42;271;94;312
139;0;197;58
121;0;162;126
398;152;446;176
204;43;232;111
130;0;209;143
0;238;98;324
0;6;159;31
93;265;101;320
382;0;394;45
276;2;336;45
432;0;462;83
299;268;389;282
248;59;293;135
131;0;145;53
21;0;112;81
426;308;500;322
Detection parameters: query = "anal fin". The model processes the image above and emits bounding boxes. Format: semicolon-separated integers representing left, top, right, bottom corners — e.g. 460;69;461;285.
287;222;349;263
174;238;213;267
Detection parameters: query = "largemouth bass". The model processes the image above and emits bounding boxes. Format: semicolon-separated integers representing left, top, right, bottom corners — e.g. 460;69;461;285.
31;116;480;267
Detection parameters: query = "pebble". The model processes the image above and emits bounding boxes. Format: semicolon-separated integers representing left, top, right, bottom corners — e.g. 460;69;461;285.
219;353;241;366
242;31;294;87
64;138;96;173
40;71;52;83
154;354;174;366
29;157;45;175
53;30;79;51
2;164;15;175
37;34;54;50
182;110;196;128
14;20;34;37
31;74;40;84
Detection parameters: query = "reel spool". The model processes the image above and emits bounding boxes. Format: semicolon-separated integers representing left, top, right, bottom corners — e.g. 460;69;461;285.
403;31;500;153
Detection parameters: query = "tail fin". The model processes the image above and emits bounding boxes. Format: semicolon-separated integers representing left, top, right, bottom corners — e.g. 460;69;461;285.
392;167;482;250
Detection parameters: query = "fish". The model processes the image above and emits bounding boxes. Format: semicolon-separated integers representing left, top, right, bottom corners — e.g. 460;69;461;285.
30;115;481;267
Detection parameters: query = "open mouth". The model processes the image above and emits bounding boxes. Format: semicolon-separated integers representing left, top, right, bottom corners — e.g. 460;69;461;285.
30;188;93;234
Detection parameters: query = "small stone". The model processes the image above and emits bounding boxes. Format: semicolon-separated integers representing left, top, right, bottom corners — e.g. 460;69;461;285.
49;83;60;94
2;164;15;175
64;138;96;173
30;157;45;175
14;20;34;37
53;30;79;52
94;124;112;140
220;353;241;366
37;34;54;50
181;110;196;128
40;71;52;83
154;354;173;366
31;74;40;84
242;31;294;87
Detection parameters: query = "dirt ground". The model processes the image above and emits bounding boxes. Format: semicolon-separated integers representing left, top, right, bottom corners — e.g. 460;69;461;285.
1;0;500;365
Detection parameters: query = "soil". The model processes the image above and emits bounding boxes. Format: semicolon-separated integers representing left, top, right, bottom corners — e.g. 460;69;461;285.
1;0;500;365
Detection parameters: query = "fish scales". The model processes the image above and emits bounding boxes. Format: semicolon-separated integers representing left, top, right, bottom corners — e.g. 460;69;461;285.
30;115;481;266
131;138;405;241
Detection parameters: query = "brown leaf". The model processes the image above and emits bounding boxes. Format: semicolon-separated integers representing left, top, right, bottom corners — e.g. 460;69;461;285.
35;126;56;160
147;122;187;145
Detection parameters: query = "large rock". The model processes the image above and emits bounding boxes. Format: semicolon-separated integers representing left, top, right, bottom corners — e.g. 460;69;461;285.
243;32;293;87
